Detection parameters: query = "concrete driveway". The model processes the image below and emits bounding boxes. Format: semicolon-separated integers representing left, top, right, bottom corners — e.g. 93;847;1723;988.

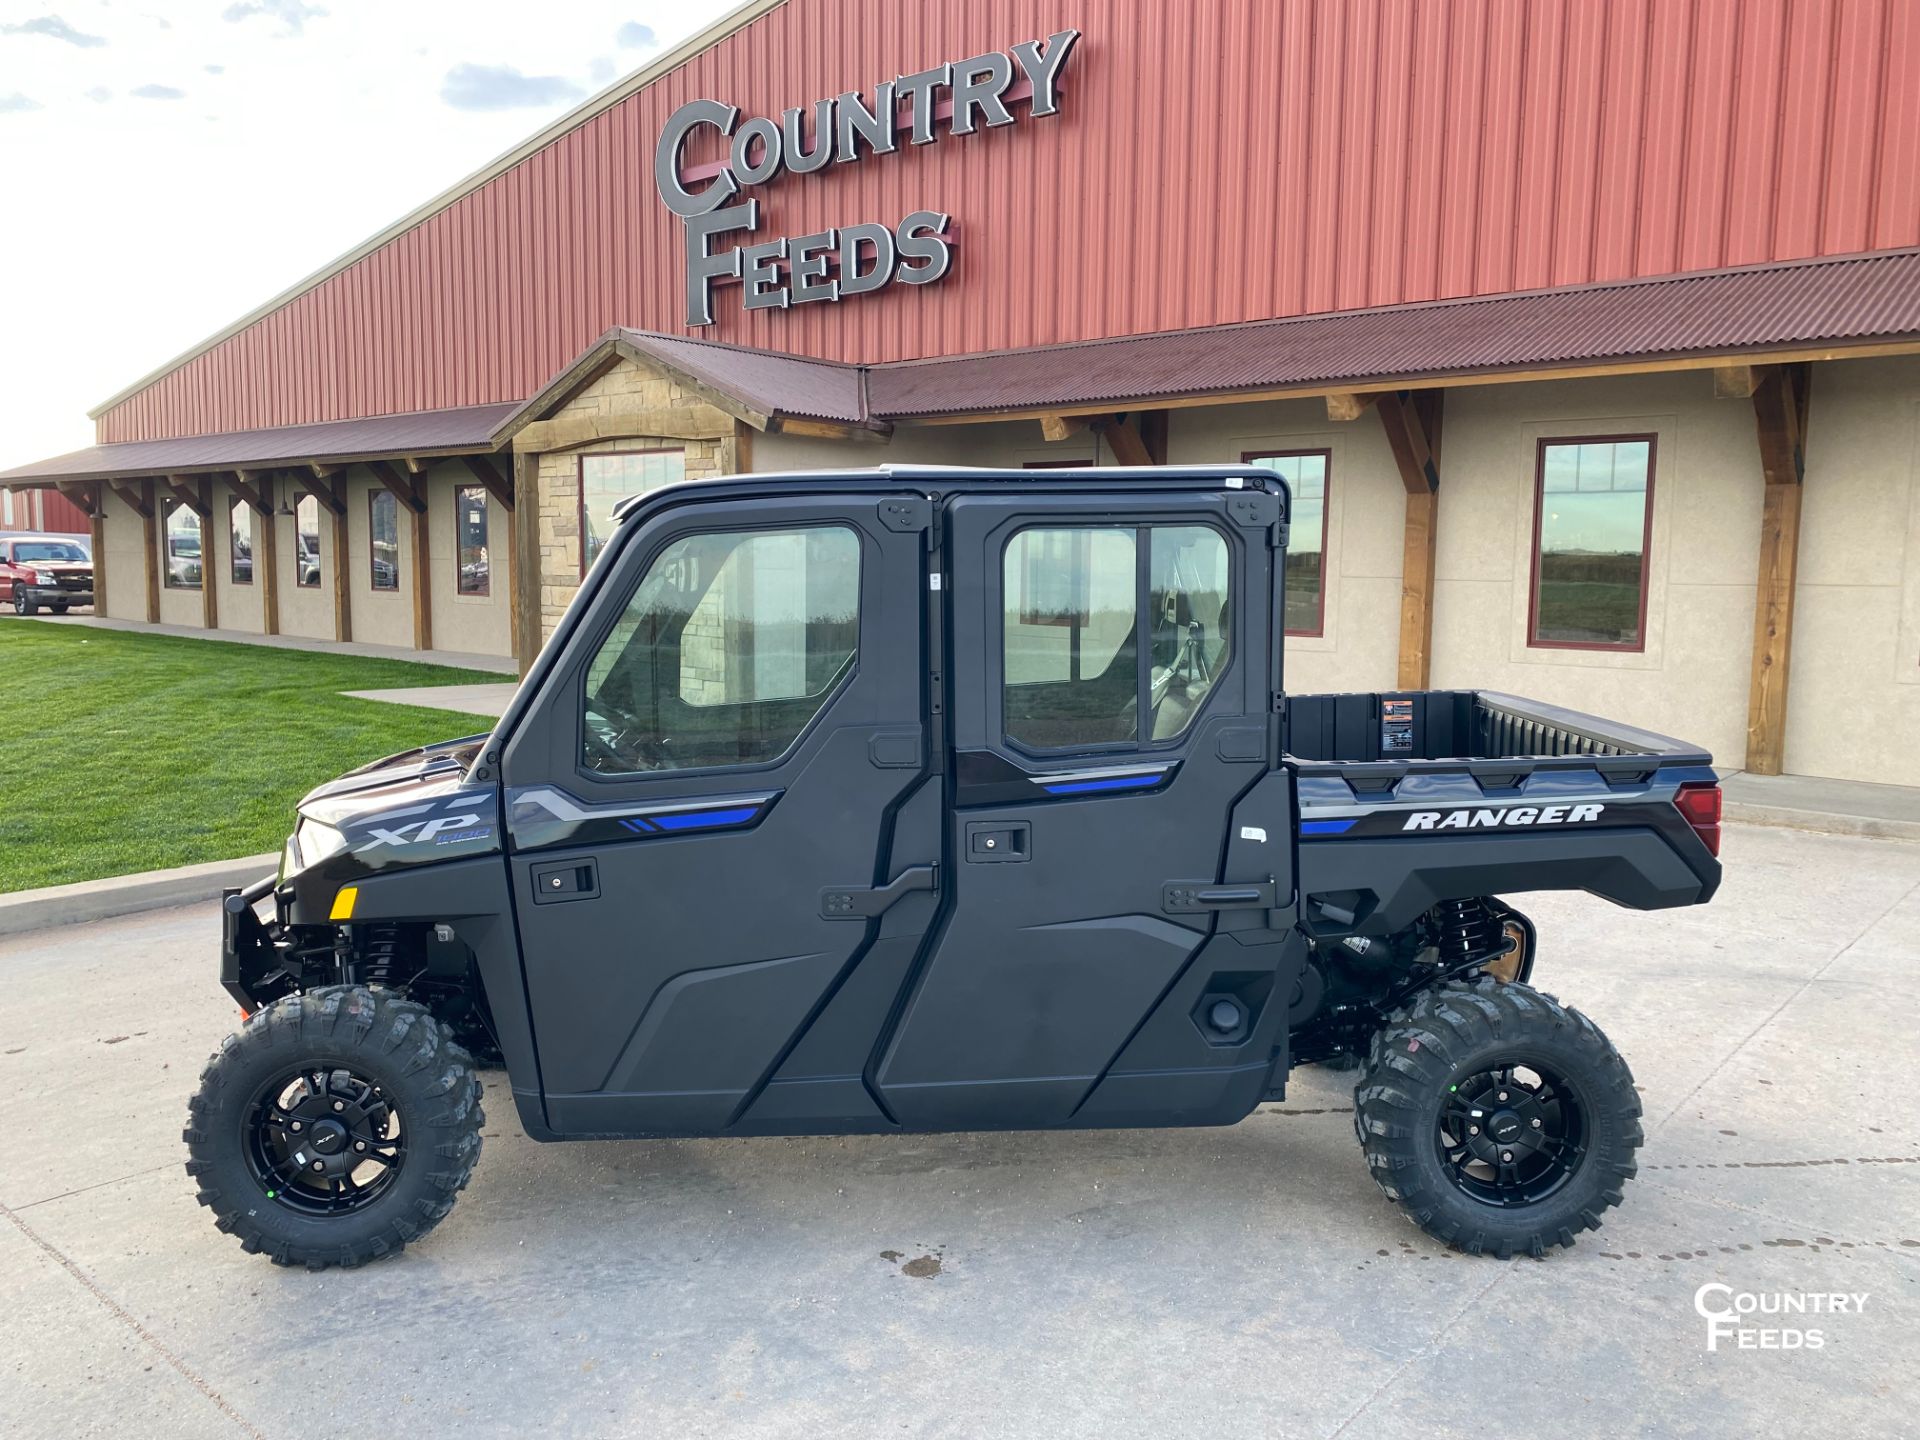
3;822;1916;1439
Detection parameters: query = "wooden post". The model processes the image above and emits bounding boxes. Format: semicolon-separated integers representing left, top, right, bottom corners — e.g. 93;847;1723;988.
88;484;107;617
1096;413;1155;466
412;474;434;652
1376;391;1444;691
141;479;160;623
257;475;280;636
199;476;219;631
1745;363;1812;775
329;477;352;644
512;450;542;675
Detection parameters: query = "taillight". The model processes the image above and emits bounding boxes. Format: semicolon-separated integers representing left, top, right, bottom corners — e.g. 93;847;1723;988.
1675;781;1722;858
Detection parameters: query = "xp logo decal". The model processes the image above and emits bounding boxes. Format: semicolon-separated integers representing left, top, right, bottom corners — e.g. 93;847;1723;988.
1402;804;1604;832
356;813;488;852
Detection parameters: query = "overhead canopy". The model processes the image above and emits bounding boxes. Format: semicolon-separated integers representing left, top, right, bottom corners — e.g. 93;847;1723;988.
8;248;1918;489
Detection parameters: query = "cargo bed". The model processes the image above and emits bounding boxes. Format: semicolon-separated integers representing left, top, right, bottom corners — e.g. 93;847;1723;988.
1283;690;1722;933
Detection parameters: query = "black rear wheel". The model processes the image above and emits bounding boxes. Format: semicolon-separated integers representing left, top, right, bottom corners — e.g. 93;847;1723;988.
1354;978;1641;1258
184;986;483;1269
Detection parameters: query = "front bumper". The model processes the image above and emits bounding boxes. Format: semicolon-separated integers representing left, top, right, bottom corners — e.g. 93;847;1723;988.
220;871;289;1011
22;585;92;606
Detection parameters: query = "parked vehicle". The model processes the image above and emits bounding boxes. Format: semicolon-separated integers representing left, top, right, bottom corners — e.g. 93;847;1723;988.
190;466;1722;1268
1;535;93;614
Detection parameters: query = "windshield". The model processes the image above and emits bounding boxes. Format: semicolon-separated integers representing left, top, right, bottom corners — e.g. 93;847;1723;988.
14;542;86;562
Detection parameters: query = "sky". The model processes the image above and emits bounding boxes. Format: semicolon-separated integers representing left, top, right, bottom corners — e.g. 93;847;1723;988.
0;0;736;471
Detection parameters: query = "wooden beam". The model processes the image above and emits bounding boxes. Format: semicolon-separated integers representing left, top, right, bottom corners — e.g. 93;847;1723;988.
1039;413;1090;442
56;480;97;517
164;476;211;519
1745;363;1812;775
458;453;514;511
329;477;352;643
109;479;154;519
311;461;341;478
369;459;427;514
1326;392;1380;422
410;476;433;652
199;476;218;631
511;450;541;676
403;455;434;475
298;473;347;517
140;479;160;623
1376;391;1444;688
228;469;267;513
1714;364;1760;399
257;474;280;636
89;486;107;616
771;416;893;443
1096;414;1154;466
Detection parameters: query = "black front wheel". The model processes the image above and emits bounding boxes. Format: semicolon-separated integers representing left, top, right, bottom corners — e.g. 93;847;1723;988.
13;591;36;615
1354;978;1641;1258
184;986;483;1269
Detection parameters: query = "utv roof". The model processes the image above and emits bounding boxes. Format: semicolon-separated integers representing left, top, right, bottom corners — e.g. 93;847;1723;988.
610;463;1285;523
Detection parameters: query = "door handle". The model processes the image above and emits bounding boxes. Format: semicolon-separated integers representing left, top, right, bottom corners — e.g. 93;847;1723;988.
531;858;599;904
820;865;938;920
1162;879;1278;914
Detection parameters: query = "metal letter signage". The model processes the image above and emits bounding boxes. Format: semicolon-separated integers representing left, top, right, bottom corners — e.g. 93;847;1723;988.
656;29;1081;327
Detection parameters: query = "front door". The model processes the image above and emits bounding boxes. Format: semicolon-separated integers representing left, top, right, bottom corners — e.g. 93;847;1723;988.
874;488;1290;1128
499;493;931;1135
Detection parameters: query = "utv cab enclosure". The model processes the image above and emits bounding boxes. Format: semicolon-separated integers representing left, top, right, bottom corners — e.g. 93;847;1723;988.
190;465;1721;1268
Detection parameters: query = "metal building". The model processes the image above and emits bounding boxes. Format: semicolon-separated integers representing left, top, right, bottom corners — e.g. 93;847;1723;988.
5;0;1919;784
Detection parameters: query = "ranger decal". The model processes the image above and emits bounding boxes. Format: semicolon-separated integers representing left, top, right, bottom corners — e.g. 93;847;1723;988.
1402;803;1604;831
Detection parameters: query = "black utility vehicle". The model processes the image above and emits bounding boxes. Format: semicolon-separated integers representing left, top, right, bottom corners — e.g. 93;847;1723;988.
189;466;1722;1267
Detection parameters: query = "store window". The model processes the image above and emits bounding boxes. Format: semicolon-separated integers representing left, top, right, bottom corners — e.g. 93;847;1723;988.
229;496;253;584
296;494;322;588
369;490;400;591
1530;436;1655;651
455;485;490;596
162;496;203;590
580;449;685;574
1243;450;1328;635
582;525;861;774
1002;524;1230;751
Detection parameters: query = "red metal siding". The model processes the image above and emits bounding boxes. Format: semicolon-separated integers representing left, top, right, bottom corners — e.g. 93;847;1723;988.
99;0;1920;443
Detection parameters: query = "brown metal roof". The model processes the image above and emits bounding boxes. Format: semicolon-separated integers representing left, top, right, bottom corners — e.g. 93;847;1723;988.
11;250;1918;490
864;249;1920;418
616;331;867;425
0;403;516;485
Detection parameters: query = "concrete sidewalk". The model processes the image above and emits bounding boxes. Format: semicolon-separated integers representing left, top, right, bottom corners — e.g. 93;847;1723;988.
342;682;518;717
1720;770;1920;841
3;610;516;674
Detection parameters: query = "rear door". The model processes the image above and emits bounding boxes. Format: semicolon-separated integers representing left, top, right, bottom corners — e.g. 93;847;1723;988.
874;486;1290;1128
498;491;932;1135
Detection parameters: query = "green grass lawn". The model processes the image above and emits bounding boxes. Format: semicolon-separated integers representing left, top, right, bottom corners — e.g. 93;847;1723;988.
0;626;506;892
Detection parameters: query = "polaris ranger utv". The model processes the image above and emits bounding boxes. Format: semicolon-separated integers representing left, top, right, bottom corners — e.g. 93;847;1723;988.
187;465;1723;1267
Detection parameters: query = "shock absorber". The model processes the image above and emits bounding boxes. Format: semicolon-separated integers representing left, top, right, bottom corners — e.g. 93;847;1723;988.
1433;897;1502;966
356;923;421;990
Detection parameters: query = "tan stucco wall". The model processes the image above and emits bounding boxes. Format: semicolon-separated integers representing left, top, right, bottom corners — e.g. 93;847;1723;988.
1788;355;1920;787
1424;372;1762;769
214;492;263;632
425;462;511;656
531;358;734;640
276;491;334;641
99;487;147;623
342;467;412;649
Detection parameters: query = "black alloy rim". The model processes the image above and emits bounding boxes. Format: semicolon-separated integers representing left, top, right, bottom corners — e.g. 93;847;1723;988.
1435;1059;1586;1207
243;1066;406;1215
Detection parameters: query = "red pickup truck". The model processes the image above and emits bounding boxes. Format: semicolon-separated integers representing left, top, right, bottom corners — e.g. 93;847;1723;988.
1;534;94;615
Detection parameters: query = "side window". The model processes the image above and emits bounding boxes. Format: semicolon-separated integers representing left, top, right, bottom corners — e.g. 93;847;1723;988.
162;496;203;590
455;485;490;596
1002;524;1231;751
1243;449;1328;635
369;490;400;591
1530;436;1655;651
582;525;860;774
230;497;253;584
296;494;322;588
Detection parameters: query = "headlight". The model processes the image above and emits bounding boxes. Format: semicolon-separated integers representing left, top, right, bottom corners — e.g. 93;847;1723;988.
295;820;351;866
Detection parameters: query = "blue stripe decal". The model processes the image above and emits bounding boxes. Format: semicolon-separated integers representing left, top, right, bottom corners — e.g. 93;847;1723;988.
1299;818;1358;836
618;817;657;834
649;805;762;832
1041;775;1163;796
